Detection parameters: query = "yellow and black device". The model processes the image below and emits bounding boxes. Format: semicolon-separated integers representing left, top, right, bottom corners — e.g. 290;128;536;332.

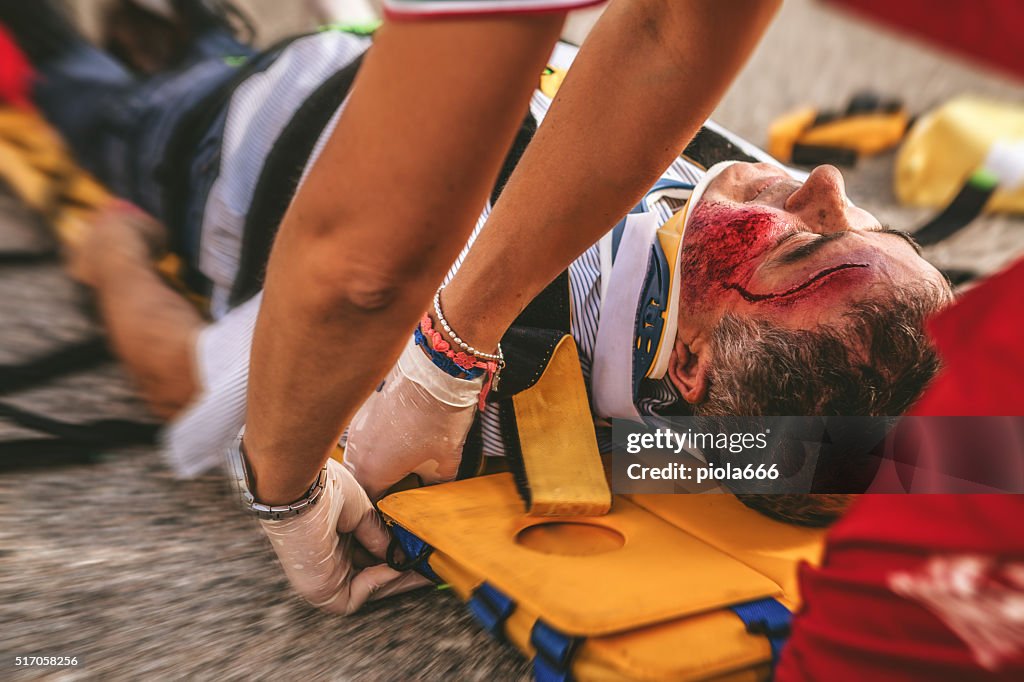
379;336;826;681
769;91;911;166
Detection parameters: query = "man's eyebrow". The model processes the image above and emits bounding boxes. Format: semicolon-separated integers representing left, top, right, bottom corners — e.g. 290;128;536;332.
775;231;849;264
873;226;923;255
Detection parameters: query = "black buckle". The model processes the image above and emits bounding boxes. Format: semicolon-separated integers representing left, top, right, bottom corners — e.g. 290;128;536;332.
385;534;432;572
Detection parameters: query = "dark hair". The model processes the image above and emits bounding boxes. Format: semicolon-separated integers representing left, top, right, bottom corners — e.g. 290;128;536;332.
697;282;952;418
695;281;953;526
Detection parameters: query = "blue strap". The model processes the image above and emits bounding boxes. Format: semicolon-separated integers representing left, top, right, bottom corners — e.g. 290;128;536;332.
632;245;670;393
533;654;572;682
388;525;441;583
530;620;580;682
467;582;516;639
730;598;792;668
610;178;694;264
412;327;485;379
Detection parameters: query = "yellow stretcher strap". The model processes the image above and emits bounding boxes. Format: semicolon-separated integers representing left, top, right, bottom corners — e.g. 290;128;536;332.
0;107;112;237
511;335;611;517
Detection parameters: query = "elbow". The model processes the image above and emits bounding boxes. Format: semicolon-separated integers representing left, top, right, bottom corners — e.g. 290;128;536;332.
625;0;781;50
292;241;434;320
335;273;409;315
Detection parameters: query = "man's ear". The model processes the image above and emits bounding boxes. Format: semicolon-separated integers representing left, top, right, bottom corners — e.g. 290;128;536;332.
667;336;710;404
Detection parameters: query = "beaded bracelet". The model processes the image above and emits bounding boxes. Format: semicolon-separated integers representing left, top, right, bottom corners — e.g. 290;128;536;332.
432;286;503;363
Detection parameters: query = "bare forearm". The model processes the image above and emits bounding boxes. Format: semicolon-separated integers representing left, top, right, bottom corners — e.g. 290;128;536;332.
444;0;781;349
243;16;564;504
95;255;202;418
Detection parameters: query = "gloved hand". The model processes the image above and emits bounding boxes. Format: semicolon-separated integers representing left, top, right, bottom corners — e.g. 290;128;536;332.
259;457;428;614
344;334;484;500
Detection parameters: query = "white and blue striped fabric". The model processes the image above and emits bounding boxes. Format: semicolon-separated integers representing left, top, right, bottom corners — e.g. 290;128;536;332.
165;34;704;476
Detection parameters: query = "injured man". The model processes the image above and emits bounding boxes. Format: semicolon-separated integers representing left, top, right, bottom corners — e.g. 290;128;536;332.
6;8;951;516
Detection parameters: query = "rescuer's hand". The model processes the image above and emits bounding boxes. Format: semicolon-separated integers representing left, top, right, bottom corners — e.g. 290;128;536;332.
344;334;482;501
259;457;427;614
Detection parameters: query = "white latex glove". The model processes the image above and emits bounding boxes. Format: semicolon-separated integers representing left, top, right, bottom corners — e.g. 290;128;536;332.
345;334;484;500
260;457;428;614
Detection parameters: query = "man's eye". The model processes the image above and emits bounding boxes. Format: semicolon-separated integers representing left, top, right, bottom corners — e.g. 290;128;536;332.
775;235;823;264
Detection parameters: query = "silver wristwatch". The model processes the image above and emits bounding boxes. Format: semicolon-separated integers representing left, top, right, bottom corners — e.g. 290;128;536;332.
226;429;329;521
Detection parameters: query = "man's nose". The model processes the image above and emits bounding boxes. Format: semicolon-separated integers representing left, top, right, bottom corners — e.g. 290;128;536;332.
783;165;852;233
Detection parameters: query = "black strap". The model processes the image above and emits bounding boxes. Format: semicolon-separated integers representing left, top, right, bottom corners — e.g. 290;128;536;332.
491;111;537;207
0;336;112;397
0;438;105;470
0;249;59;266
492;326;567;398
0;401;158;445
490;329;572;507
228;54;366;306
498;397;533;509
0;400;159;471
682;126;760;169
0;337;159;463
912;176;997;247
456;415;485;480
508;270;570;336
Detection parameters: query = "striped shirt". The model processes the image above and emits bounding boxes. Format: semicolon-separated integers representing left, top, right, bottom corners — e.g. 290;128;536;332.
164;34;707;475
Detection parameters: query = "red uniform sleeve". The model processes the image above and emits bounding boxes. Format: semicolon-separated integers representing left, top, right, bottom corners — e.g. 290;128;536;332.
776;258;1024;681
0;24;34;109
381;0;605;20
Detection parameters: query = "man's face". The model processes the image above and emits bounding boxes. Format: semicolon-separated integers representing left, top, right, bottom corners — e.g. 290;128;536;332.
678;162;944;328
668;162;948;402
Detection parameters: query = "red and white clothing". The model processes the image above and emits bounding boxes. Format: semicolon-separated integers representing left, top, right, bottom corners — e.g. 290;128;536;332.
382;0;605;20
776;258;1024;682
777;495;1024;682
0;25;33;109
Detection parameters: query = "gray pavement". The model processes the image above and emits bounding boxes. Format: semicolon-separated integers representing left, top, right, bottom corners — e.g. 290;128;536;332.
1;1;1022;680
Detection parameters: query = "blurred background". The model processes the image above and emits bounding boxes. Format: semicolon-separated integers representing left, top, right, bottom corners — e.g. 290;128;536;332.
2;0;1022;679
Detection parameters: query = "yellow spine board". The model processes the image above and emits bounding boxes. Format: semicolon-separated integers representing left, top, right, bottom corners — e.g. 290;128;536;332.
382;475;818;681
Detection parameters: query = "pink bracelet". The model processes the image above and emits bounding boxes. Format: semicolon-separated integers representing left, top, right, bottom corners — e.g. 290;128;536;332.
420;314;502;410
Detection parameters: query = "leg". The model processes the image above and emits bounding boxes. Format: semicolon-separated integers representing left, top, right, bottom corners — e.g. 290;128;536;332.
70;203;203;419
